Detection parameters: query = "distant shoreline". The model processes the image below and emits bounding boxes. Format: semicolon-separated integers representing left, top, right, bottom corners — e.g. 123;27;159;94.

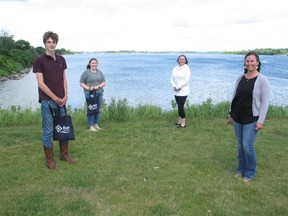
0;67;32;82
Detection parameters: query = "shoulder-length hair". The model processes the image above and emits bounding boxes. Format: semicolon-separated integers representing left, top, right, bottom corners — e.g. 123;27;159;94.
86;58;98;69
177;54;188;65
244;51;261;74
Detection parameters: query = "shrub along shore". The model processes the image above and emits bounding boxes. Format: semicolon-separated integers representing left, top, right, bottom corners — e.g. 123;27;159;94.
0;67;31;82
0;99;287;215
0;98;287;127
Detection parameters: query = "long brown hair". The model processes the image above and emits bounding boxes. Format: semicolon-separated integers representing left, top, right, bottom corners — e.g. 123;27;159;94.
177;54;189;65
86;58;98;69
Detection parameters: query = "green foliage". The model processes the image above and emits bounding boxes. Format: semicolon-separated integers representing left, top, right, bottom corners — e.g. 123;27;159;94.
0;55;23;76
171;99;177;109
56;48;74;55
188;99;231;119
0;30;36;76
0;29;75;78
15;39;31;50
223;48;288;55
0;106;42;127
1;99;287;127
105;98;132;122
9;49;36;68
171;98;230;119
34;46;46;56
134;104;163;120
267;105;288;119
0;30;15;55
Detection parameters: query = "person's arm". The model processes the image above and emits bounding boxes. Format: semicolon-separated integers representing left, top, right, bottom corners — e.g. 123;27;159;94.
95;81;106;90
95;72;106;90
256;76;270;130
80;71;93;91
80;82;91;91
35;72;63;105
170;68;179;91
60;70;68;107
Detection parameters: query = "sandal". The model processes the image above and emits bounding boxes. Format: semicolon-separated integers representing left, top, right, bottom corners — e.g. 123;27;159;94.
243;178;252;183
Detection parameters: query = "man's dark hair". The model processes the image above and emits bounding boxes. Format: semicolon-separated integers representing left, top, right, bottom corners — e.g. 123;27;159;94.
43;31;59;44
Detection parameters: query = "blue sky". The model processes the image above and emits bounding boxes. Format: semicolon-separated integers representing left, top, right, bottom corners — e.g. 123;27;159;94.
0;0;287;52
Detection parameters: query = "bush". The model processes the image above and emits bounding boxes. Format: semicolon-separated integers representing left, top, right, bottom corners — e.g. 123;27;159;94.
0;55;23;76
0;99;287;127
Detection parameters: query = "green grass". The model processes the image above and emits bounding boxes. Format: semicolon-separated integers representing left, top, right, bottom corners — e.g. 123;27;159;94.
0;100;288;215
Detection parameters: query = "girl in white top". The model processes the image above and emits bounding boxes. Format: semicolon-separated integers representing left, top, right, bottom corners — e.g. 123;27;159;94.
170;55;191;128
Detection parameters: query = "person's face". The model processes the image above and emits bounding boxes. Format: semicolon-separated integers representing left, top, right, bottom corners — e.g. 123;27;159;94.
245;55;259;72
178;56;186;66
45;37;57;52
90;60;98;70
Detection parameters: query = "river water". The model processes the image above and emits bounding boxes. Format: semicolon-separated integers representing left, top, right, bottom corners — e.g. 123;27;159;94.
0;53;287;110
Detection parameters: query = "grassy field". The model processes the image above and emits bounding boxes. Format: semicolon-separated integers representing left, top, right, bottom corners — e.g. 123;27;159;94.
0;100;287;215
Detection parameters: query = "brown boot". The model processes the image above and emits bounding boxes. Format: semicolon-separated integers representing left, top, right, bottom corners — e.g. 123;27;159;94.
59;142;77;164
43;146;57;170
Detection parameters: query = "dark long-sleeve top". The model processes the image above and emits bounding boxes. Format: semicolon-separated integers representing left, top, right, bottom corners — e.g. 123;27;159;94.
230;73;270;124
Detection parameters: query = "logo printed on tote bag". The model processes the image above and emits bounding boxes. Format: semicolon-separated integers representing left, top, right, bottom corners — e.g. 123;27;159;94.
88;104;98;111
55;125;71;134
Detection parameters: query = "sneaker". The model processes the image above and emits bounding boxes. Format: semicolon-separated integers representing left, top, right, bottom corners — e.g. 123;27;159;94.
234;173;244;178
89;126;98;132
94;124;102;130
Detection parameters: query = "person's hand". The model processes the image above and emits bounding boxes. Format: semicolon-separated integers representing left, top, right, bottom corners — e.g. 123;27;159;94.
173;87;179;91
54;97;61;105
255;122;263;131
228;116;233;125
59;97;67;107
55;94;68;107
63;94;68;105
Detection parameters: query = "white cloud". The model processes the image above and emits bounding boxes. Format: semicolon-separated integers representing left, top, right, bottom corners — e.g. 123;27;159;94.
0;0;287;51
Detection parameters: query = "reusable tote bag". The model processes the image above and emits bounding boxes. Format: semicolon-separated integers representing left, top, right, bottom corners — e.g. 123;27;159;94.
86;90;100;116
49;105;75;141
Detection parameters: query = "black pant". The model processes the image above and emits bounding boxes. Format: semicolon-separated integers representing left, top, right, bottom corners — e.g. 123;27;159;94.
175;96;187;118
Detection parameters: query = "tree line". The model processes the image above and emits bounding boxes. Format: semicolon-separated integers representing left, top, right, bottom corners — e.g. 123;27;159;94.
223;48;288;55
0;30;73;78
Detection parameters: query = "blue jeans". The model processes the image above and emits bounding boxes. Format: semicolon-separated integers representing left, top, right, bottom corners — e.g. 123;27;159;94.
233;121;258;179
41;100;67;148
85;92;103;127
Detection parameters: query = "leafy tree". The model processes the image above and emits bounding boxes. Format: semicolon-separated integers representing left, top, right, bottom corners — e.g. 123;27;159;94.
9;49;35;68
0;29;15;55
0;28;75;78
15;39;31;50
224;48;288;55
34;46;46;56
0;55;23;77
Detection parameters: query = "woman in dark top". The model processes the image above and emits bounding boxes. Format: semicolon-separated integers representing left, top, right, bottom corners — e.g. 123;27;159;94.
229;51;270;183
